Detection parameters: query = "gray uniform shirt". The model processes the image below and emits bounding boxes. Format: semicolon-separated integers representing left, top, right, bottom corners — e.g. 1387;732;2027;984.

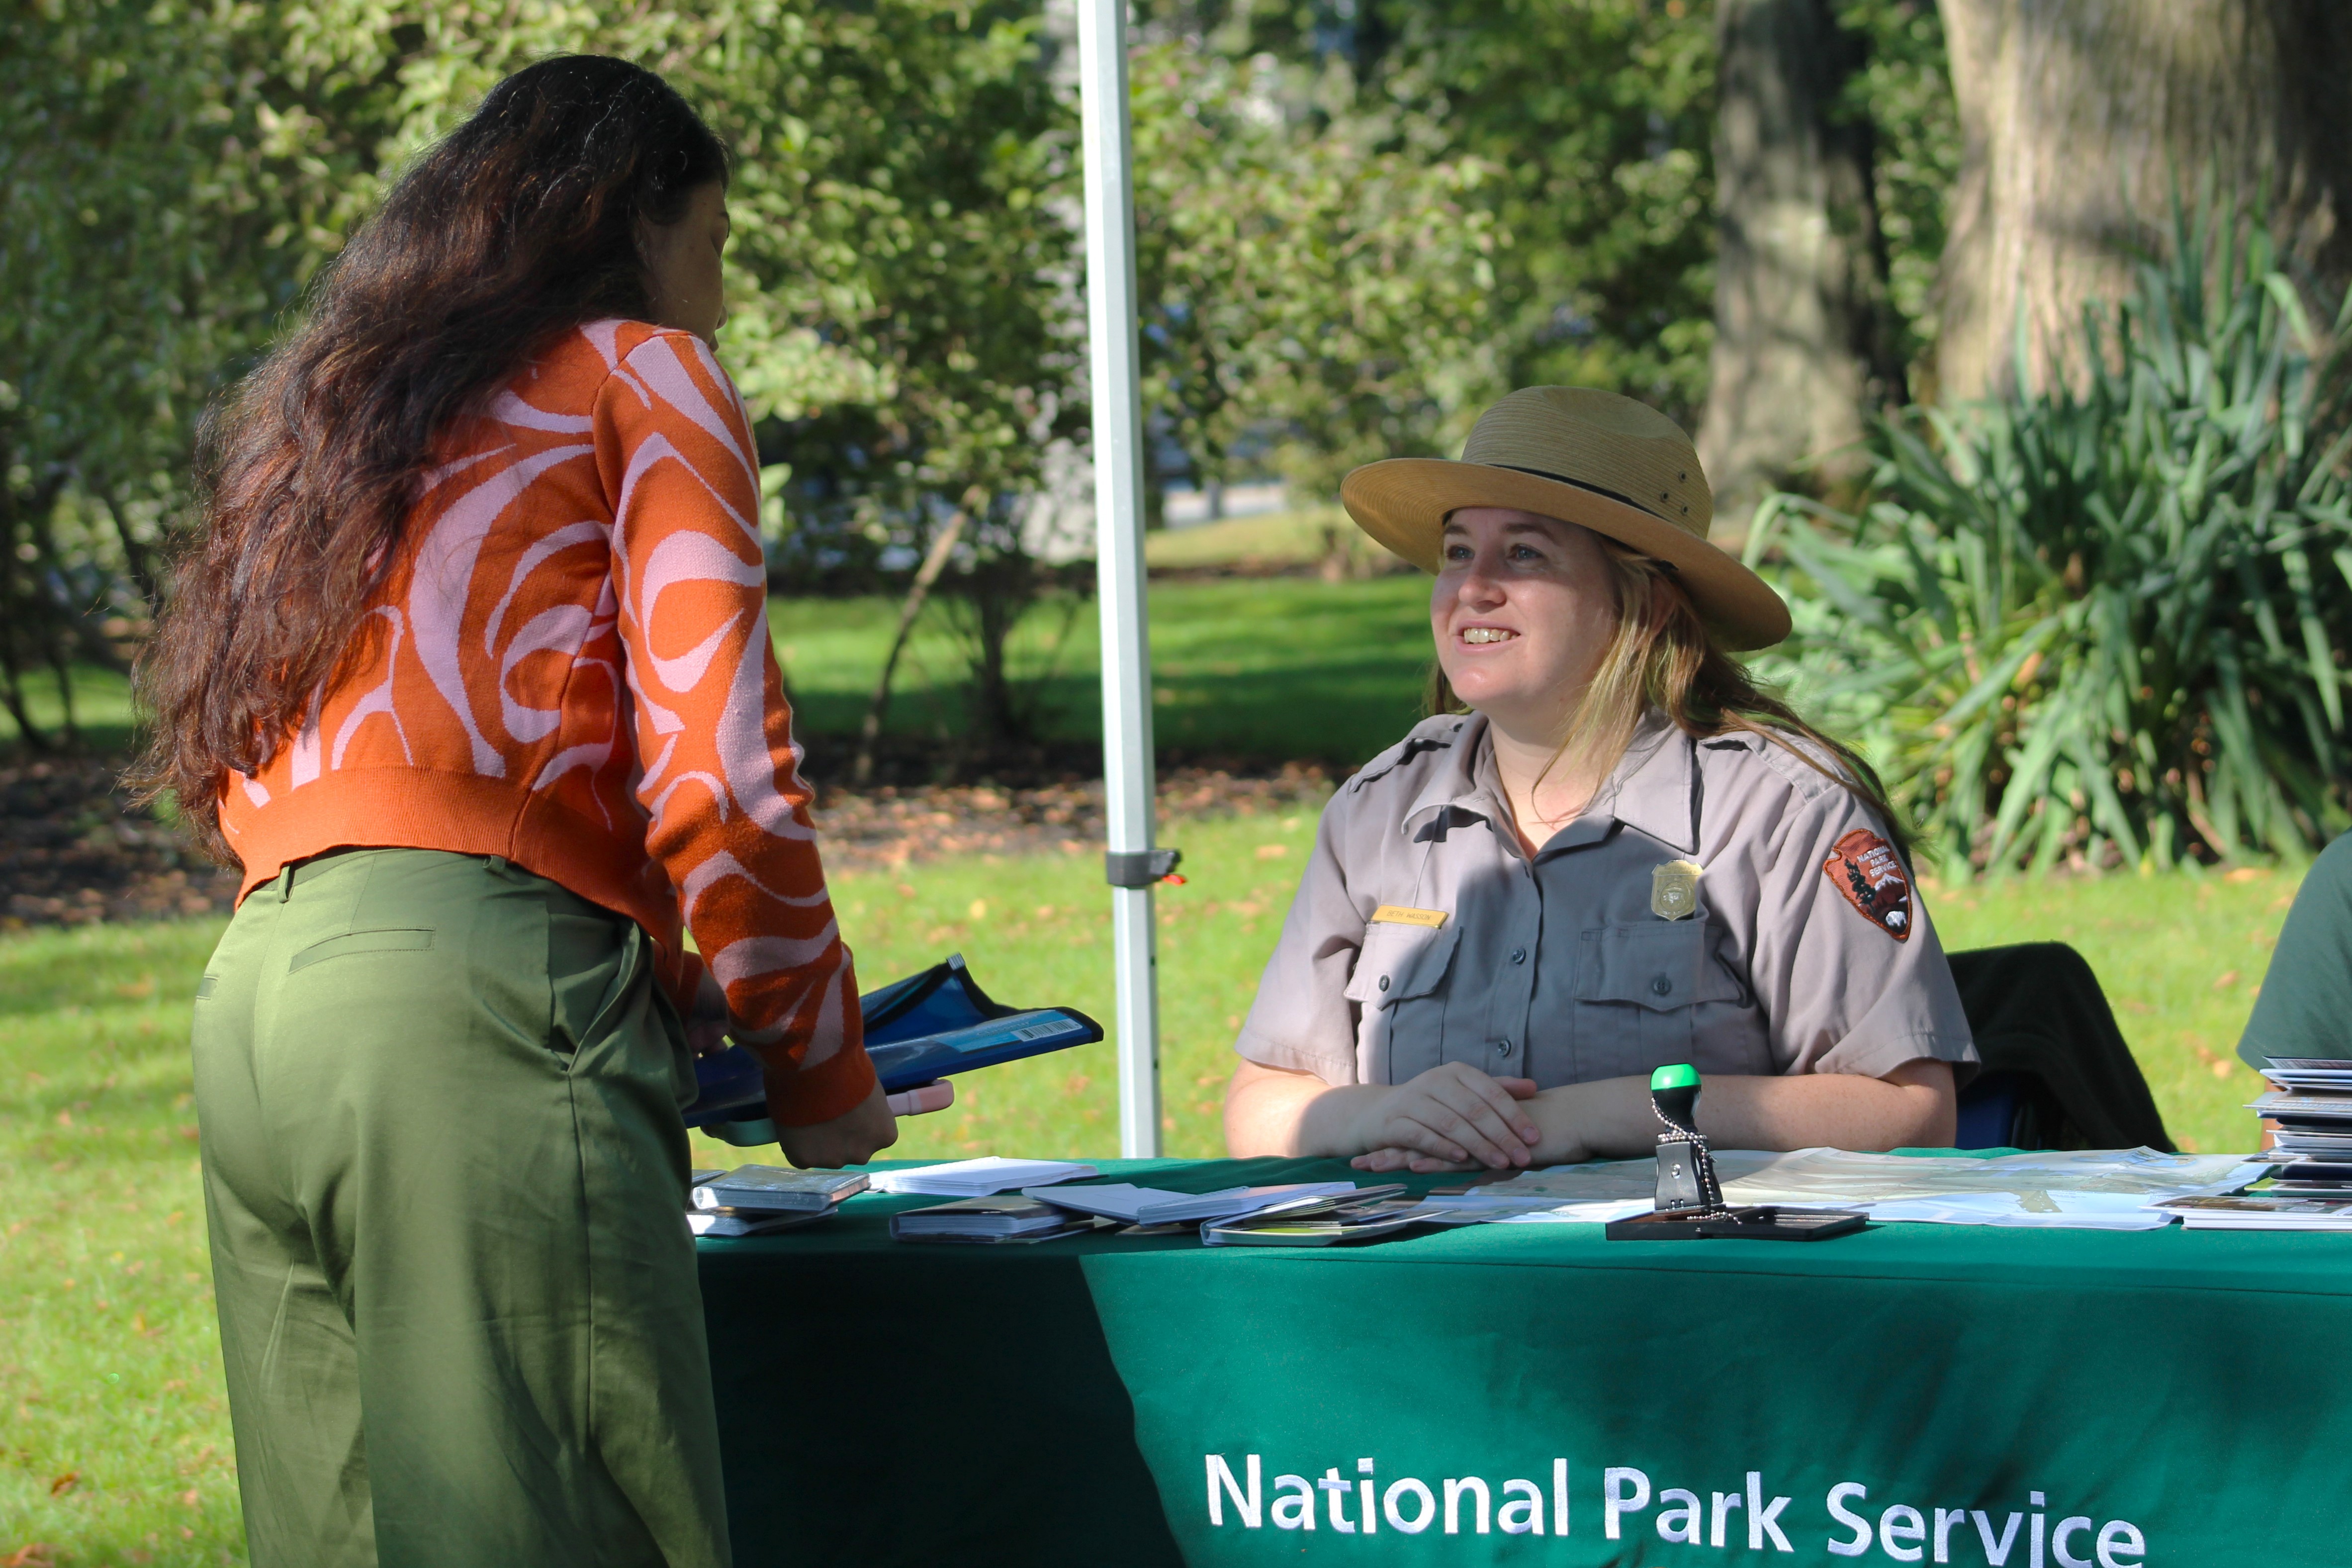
1236;711;1976;1088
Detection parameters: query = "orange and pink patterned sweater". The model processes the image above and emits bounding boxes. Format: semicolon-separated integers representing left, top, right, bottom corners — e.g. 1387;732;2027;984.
218;320;873;1123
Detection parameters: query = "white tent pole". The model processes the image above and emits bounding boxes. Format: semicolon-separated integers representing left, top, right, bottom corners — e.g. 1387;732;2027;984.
1077;0;1165;1159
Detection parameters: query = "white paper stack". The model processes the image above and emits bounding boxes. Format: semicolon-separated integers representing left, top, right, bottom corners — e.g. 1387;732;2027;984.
1485;1198;1658;1226
2259;1057;2352;1092
1862;1192;2173;1229
867;1157;1098;1197
1022;1181;1358;1226
1433;1148;2264;1230
2252;1062;2352;1177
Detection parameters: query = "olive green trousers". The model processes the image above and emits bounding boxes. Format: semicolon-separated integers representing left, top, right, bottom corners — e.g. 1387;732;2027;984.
191;848;730;1568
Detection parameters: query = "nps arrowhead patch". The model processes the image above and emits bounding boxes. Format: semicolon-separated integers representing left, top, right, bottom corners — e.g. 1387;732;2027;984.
1823;829;1912;942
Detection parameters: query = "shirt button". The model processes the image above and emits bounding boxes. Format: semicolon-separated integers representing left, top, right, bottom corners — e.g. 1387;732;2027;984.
1510;948;1527;964
1650;975;1673;997
1378;975;1390;993
1495;1038;1514;1055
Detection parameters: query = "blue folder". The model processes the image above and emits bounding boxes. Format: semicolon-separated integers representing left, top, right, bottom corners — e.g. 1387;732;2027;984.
685;954;1102;1144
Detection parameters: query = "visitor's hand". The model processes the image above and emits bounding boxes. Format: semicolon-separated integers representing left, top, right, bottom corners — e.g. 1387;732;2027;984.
772;1077;899;1169
1346;1063;1542;1173
685;968;731;1057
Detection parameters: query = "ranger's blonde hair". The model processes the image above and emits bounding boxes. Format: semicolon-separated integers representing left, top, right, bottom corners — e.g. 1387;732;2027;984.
1426;535;1911;859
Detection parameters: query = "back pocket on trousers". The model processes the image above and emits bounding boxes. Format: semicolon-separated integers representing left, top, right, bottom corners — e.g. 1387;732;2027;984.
288;927;435;973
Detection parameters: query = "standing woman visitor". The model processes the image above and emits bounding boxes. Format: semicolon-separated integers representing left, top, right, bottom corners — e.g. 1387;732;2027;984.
1225;388;1976;1172
135;57;898;1568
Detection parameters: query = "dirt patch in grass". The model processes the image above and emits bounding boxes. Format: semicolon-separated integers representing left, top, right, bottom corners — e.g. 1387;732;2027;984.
810;763;1331;872
0;757;239;930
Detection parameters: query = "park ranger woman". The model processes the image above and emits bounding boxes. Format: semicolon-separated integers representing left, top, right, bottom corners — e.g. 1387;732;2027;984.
1224;387;1978;1173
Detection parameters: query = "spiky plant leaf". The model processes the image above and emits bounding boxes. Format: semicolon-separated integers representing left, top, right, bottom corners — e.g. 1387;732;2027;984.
1750;204;2352;877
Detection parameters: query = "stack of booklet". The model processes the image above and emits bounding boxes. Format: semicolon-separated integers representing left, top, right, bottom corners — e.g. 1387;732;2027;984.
687;1166;869;1237
2250;1057;2352;1200
867;1157;1097;1197
1020;1181;1361;1226
1199;1186;1438;1246
890;1195;1103;1245
891;1179;1423;1245
2153;1193;2352;1230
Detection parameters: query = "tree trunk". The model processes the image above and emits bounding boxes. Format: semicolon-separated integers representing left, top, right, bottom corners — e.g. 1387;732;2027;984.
852;508;968;785
1699;0;1903;534
1934;0;2352;400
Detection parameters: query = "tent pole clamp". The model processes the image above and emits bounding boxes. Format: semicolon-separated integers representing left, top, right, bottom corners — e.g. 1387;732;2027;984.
1105;848;1183;889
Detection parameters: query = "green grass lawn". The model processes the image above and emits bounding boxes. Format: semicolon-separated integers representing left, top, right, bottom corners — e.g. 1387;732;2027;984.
0;577;1440;767
1;919;240;1567
0;827;2301;1563
0;666;139;757
1139;505;1397;575
769;574;1434;765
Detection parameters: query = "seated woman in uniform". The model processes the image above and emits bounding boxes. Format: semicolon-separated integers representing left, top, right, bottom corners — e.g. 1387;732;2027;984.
1224;387;1975;1172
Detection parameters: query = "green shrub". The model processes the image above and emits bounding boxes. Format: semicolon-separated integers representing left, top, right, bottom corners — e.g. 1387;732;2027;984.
1748;208;2352;878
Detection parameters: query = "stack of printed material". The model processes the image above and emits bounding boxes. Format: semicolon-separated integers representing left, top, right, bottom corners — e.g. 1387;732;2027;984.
1021;1181;1360;1226
687;1166;869;1237
2252;1058;2352;1197
2152;1193;2352;1230
1200;1186;1437;1246
891;1195;1100;1244
867;1157;1098;1197
1432;1148;2263;1230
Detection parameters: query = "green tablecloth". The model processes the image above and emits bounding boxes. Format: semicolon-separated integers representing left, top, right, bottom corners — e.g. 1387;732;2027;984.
697;1156;2352;1567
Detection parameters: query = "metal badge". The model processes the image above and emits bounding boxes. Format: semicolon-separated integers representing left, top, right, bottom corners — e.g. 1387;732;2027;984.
1650;859;1701;921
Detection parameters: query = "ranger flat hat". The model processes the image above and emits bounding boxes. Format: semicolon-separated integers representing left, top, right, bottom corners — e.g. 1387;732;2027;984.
1339;386;1791;650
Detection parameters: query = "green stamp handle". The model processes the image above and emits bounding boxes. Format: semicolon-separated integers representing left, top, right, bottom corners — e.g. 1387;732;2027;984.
1651;1063;1699;1091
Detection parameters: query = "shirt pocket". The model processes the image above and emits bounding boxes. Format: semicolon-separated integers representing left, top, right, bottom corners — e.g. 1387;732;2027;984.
1574;920;1743;1012
1572;919;1750;1076
1344;921;1461;1011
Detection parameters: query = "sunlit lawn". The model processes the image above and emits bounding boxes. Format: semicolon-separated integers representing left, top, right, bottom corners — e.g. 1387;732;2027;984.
766;574;1434;765
5;576;1439;772
0;829;2304;1563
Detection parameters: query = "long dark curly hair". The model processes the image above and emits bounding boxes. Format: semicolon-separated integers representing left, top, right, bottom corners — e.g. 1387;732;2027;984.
134;55;728;858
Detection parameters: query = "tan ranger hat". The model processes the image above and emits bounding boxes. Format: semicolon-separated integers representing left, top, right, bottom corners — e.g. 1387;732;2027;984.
1339;386;1791;651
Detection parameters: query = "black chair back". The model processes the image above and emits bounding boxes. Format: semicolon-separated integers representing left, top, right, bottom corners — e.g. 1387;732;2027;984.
1946;942;2174;1152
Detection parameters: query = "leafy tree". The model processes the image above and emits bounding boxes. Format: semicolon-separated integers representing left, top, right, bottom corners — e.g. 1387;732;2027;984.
0;0;397;744
5;0;1084;754
1128;40;1501;508
1374;0;1720;422
361;1;1084;747
1833;0;1959;378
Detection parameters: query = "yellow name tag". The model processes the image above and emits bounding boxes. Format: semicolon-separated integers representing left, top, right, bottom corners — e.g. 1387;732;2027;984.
1370;905;1448;928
